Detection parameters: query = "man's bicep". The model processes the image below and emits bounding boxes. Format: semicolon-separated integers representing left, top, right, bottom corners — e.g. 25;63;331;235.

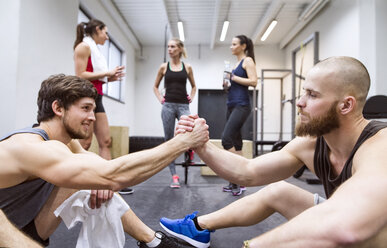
20;141;99;186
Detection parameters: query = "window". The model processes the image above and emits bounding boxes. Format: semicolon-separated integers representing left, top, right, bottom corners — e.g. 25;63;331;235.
78;8;124;102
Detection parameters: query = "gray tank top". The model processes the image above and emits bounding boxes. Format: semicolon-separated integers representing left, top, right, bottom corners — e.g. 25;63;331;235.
0;127;55;228
314;121;387;198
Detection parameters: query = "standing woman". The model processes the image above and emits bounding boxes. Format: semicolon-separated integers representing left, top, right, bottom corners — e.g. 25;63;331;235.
222;35;257;196
153;38;197;188
73;20;132;194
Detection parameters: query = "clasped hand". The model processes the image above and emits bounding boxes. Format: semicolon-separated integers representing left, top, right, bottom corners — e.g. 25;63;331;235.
175;114;209;149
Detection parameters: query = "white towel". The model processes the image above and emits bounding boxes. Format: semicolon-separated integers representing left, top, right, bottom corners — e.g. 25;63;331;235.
83;36;108;82
54;190;129;248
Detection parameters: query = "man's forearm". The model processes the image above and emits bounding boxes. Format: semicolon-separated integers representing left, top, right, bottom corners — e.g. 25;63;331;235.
107;134;191;188
61;118;208;190
195;142;251;185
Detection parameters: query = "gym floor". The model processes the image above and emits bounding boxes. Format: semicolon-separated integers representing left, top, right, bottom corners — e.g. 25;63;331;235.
49;155;324;248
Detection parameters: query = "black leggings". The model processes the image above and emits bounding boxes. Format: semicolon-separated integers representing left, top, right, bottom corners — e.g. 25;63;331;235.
221;105;251;151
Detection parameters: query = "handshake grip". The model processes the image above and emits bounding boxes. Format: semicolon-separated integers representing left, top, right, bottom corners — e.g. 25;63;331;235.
177;117;209;149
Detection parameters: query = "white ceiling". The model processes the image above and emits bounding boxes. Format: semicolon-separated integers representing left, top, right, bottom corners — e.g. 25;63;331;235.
112;0;329;48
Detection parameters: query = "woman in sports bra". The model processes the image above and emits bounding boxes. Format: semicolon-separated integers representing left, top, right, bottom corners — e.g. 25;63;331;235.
73;20;132;195
73;19;125;158
153;38;197;189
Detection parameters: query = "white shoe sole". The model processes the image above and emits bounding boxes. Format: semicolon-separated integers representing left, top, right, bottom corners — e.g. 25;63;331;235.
160;222;210;248
118;190;134;195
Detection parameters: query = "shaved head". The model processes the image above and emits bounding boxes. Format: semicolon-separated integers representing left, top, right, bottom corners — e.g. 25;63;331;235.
312;56;370;108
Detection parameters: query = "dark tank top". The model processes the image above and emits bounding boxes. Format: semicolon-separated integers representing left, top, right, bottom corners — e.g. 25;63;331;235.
0;127;55;228
228;59;250;107
314;121;387;198
164;62;189;104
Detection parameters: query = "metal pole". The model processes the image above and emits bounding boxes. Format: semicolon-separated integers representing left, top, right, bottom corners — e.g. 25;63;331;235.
291;51;296;138
280;78;283;141
253;86;257;157
260;70;264;155
314;32;319;65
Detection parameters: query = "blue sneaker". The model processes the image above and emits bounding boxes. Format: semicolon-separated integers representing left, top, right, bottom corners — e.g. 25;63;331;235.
159;212;211;248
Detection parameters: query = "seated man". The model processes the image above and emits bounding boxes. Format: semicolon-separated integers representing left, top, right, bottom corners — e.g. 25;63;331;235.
0;74;209;247
160;56;387;248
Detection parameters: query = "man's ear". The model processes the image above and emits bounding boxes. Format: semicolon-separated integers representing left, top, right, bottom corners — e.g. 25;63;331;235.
339;96;356;115
52;100;64;117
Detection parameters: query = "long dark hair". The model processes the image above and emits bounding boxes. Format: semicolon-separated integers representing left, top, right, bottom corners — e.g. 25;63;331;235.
235;35;255;63
73;19;106;50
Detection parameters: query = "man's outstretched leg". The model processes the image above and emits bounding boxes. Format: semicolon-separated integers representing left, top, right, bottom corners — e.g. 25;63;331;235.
0;210;42;248
160;181;318;248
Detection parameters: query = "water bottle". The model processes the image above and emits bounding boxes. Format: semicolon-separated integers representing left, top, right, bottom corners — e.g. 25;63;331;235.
223;60;231;91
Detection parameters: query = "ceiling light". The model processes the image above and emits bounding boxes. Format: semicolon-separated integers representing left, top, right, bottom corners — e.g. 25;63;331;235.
219;20;229;41
177;21;185;41
261;19;277;41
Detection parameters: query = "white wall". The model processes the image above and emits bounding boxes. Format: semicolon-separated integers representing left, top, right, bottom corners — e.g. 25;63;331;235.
375;0;387;95
133;44;286;136
0;0;137;137
15;0;78;129
0;0;77;135
0;0;20;134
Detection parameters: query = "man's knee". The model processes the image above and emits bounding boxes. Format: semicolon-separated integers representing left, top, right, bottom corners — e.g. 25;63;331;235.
260;181;295;203
261;181;314;219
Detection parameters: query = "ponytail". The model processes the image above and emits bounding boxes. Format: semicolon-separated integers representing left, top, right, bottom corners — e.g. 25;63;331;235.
73;22;86;50
235;35;255;63
73;19;106;50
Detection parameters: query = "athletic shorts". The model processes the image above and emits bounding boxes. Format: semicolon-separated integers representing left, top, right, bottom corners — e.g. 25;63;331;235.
95;94;105;113
314;193;326;205
21;219;49;246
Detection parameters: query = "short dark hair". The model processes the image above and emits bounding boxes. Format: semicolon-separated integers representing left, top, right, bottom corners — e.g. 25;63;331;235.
37;74;98;123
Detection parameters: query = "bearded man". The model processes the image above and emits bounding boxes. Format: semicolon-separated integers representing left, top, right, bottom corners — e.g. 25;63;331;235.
159;56;387;248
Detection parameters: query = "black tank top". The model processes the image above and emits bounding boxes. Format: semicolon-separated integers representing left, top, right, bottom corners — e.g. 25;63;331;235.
164;62;189;104
0;127;55;228
314;121;387;198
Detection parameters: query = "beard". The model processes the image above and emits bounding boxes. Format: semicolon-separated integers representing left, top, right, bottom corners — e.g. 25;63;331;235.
62;113;89;139
295;101;340;137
